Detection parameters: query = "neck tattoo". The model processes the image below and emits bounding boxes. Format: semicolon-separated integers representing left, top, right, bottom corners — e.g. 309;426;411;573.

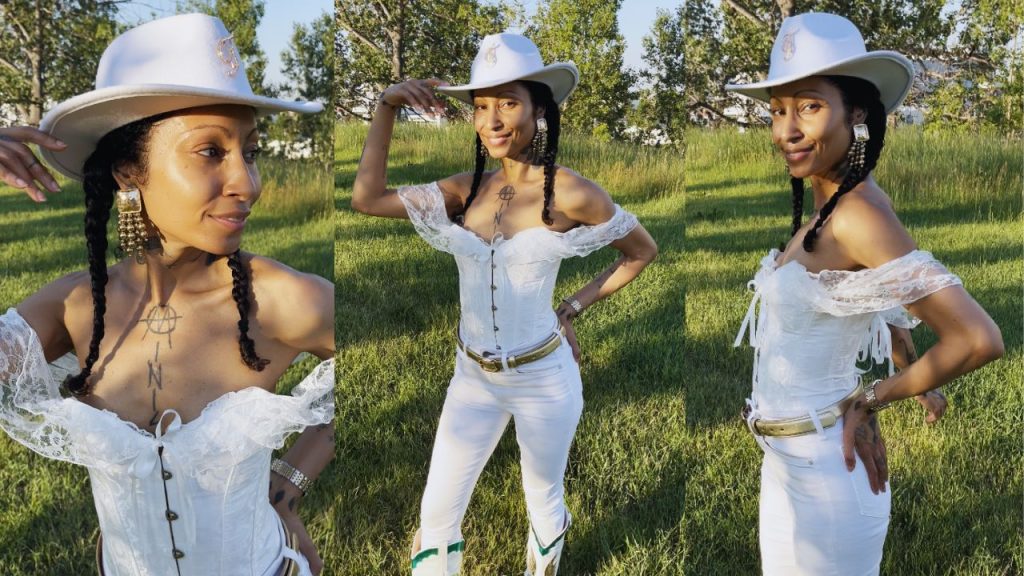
492;185;516;238
139;304;182;426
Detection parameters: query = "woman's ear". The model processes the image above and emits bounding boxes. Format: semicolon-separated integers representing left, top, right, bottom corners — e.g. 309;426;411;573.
534;106;547;121
850;106;868;125
111;164;136;190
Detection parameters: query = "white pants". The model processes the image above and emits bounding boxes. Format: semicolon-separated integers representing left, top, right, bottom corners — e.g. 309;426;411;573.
419;337;583;549
756;420;890;576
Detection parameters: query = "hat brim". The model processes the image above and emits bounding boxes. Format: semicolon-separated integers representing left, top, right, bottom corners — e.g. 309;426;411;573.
39;85;323;180
724;51;914;114
436;62;580;105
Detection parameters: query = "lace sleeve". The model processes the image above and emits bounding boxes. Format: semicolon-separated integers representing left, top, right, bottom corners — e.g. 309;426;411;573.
809;250;962;317
558;204;639;258
396;182;456;253
0;308;74;461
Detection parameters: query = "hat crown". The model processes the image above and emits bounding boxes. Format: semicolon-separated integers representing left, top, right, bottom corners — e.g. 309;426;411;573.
468;33;546;88
95;13;255;96
768;13;866;81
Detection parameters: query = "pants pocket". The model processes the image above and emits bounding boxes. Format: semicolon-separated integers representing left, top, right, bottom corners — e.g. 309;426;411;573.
847;453;891;519
757;434;819;469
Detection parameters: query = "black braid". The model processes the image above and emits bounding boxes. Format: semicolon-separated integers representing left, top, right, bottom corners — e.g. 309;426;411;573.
789;177;805;238
801;76;887;252
454;134;487;223
64;119;156;396
456;81;561;224
226;250;269;371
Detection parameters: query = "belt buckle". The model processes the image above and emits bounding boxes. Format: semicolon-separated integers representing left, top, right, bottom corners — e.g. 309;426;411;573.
740;404;759;435
479;357;501;372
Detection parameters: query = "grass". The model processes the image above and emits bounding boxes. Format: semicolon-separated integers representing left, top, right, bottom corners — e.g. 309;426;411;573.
683;127;1023;575
336;121;687;575
0;154;334;574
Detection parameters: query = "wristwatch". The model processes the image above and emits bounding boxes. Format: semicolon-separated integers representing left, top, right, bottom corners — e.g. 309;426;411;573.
271;458;312;495
864;379;891;413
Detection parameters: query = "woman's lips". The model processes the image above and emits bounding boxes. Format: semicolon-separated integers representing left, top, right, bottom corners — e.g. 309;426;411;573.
209;212;249;232
784;148;812;163
486;134;511;147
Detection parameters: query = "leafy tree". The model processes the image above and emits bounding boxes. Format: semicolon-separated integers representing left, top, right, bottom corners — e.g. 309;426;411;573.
336;0;512;120
0;0;120;125
629;5;687;145
529;0;634;138
178;0;269;94
271;11;334;163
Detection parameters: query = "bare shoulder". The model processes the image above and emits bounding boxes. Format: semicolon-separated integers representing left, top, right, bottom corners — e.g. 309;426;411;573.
15;270;90;359
551;167;615;224
437;171;492;215
246;255;332;346
831;180;916;268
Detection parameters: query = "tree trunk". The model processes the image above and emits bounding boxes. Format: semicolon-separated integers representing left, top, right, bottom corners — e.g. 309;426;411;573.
28;0;45;126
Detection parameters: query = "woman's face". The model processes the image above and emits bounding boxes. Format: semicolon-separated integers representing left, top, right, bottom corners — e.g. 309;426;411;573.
769;77;862;180
473;82;541;159
121;104;261;256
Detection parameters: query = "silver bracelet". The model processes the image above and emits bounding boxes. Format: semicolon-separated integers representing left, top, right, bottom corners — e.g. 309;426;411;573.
561;296;583;317
864;379;891;413
271;458;312;495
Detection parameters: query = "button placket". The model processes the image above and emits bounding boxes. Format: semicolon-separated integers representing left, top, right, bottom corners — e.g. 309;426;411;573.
156;445;185;574
488;248;501;350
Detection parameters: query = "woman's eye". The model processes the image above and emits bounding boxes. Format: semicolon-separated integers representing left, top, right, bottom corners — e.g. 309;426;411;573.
198;146;223;159
500;100;517;109
244;147;261;162
770;108;783;117
800;102;821;113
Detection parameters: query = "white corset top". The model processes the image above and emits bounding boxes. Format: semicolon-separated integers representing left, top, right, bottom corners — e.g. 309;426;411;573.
398;182;639;352
0;309;335;576
733;250;961;418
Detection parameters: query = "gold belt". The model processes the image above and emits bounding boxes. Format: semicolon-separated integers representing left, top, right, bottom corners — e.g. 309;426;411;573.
457;328;563;373
743;385;863;437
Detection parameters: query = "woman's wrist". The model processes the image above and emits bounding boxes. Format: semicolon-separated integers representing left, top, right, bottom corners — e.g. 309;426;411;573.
560;296;584;319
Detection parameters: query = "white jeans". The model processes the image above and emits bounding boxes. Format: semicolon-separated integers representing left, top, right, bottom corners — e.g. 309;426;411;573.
756;420;890;576
419;337;583;550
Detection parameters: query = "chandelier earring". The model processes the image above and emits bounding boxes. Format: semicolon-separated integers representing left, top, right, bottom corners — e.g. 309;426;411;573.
848;123;869;175
527;117;548;164
116;187;147;264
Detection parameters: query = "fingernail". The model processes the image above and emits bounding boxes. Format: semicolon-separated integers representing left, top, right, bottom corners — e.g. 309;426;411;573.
15;178;27;187
48;181;59;193
56;139;67;147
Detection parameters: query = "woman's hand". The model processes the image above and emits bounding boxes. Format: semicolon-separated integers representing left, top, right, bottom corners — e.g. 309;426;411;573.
379;78;448;115
915;388;947;424
843;394;889;494
0;126;65;202
278;507;323;575
555;302;581;363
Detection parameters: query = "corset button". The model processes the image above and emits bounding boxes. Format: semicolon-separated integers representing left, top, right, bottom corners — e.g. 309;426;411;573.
172;549;185;559
492;305;498;311
162;470;172;480
166;510;179;521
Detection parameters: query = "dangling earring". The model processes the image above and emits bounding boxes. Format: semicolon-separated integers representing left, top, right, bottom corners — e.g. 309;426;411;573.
479;143;488;158
528;117;548;164
848;123;869;175
116;187;147;264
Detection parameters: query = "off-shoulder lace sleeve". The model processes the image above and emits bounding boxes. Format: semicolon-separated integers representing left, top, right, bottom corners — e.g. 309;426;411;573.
396;182;456;253
0;308;75;461
808;250;962;317
557;204;639;258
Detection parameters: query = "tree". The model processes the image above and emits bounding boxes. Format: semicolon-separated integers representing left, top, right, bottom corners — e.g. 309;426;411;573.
529;0;634;139
271;11;334;163
336;0;513;120
629;6;687;145
178;0;269;94
0;0;120;126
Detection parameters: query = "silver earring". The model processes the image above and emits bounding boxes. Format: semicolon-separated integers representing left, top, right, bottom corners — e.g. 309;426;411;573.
116;187;147;264
853;123;870;142
528;117;548;163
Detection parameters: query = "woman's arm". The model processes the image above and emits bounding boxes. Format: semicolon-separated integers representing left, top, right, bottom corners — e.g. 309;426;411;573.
889;324;948;423
552;177;658;361
351;79;449;218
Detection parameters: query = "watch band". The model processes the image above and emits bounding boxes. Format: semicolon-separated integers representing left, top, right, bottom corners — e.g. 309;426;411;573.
864;379;891;413
271;458;312;495
562;297;583;317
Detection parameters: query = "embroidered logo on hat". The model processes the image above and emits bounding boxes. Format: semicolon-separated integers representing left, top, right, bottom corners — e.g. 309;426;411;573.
216;35;241;77
484;42;499;67
782;27;798;61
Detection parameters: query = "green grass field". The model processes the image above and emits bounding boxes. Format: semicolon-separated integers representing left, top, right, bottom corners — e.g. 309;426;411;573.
0;155;335;574
683;127;1023;575
336;121;687;575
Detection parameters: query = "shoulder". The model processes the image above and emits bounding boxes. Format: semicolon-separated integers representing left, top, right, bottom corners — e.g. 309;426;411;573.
551;167;616;225
830;180;916;268
15;270;91;359
245;255;332;347
436;171;494;214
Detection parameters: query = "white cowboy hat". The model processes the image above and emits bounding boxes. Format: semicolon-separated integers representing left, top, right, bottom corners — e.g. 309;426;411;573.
39;13;322;180
725;12;914;114
436;33;579;105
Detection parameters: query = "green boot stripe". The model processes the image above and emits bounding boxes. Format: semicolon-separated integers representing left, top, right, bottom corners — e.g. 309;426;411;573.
532;526;567;556
410;541;465;569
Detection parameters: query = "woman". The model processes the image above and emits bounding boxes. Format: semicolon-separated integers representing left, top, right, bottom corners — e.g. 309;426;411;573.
726;13;1003;575
0;14;334;576
352;33;657;575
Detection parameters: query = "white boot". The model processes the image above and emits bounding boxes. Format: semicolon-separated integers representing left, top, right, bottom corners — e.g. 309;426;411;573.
524;512;571;576
411;529;464;576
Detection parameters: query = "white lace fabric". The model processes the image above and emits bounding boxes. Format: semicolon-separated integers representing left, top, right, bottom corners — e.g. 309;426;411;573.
734;249;962;418
397;182;639;352
0;308;334;576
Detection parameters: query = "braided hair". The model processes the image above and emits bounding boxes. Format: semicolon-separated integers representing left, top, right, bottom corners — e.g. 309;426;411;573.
64;114;268;396
455;81;562;225
789;75;887;252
